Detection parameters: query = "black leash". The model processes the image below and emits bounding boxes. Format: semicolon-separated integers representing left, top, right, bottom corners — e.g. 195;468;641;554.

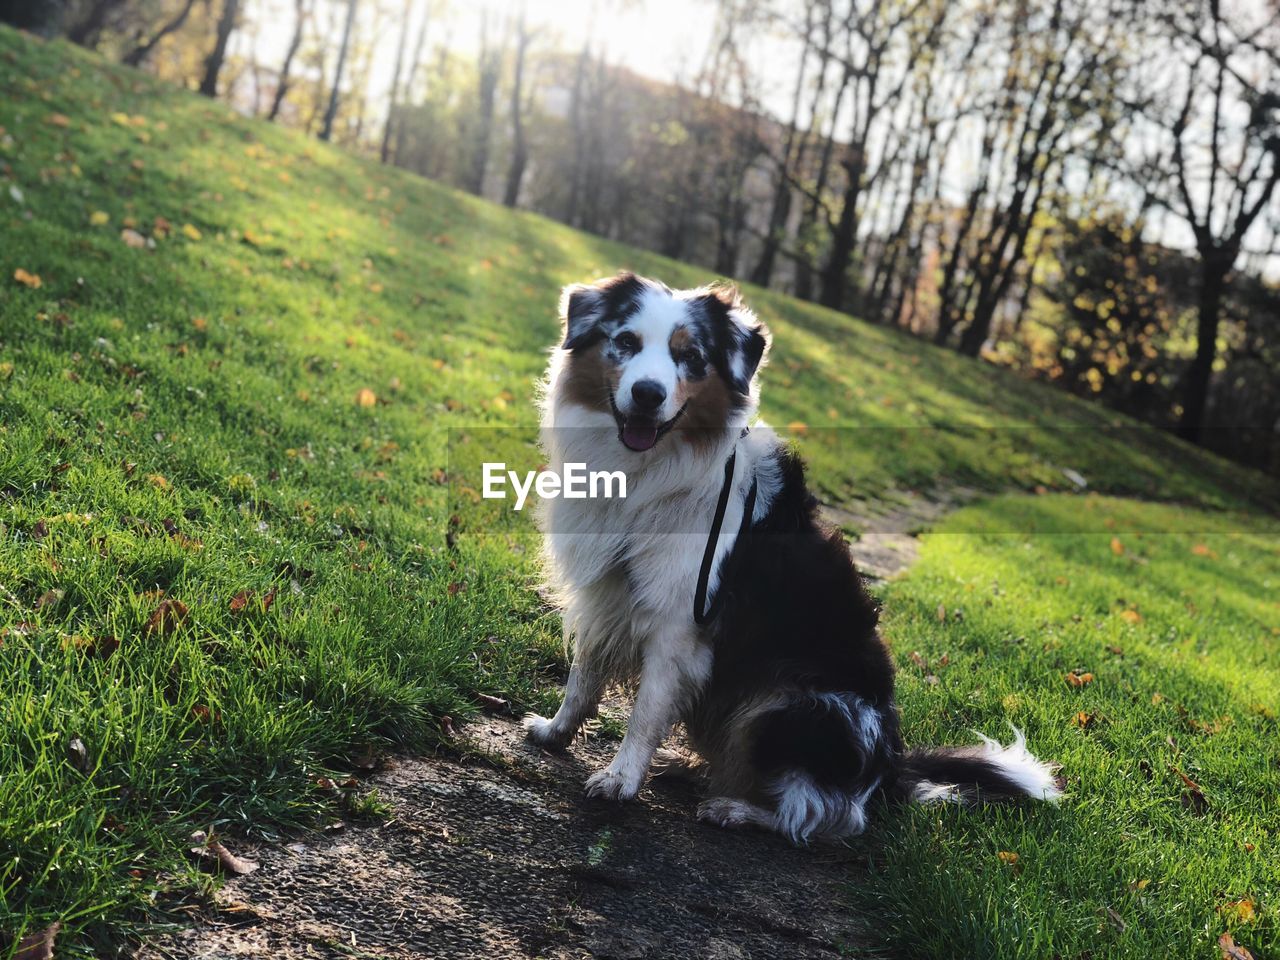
693;436;757;626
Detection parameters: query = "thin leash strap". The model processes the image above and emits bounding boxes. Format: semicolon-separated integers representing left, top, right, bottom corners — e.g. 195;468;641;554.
693;440;757;626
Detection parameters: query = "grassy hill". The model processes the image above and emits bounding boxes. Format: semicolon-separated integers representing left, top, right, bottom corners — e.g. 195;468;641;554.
1;27;1276;958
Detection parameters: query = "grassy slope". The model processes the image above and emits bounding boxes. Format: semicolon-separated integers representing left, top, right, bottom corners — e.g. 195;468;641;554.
867;497;1279;959
0;28;1274;955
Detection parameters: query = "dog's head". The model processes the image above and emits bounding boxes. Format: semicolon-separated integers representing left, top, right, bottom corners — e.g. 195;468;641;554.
556;272;769;452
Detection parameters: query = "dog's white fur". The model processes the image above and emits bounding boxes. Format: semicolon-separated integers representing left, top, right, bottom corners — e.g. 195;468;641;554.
526;340;782;799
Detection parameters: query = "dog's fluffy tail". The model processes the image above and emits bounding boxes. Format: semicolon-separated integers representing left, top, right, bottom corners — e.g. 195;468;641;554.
896;727;1062;805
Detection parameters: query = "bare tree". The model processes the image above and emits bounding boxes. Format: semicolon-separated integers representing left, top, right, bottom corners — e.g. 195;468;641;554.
319;0;360;141
122;0;202;67
504;8;535;206
267;0;309;121
380;0;414;162
465;9;501;196
1136;0;1280;442
392;0;433;164
198;0;241;97
66;0;129;47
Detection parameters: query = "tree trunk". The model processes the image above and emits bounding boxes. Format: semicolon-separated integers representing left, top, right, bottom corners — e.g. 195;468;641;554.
123;0;200;67
67;0;128;47
818;146;863;310
504;15;531;207
380;0;413;162
466;13;499;196
199;0;241;98
267;0;308;122
1177;255;1230;444
392;5;431;165
319;0;359;141
564;43;590;226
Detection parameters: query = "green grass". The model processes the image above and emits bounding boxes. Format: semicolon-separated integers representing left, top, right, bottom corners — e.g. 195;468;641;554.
0;27;1275;957
862;496;1280;959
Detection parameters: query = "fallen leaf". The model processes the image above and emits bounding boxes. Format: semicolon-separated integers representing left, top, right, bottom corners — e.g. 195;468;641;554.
996;850;1022;874
13;268;42;289
13;921;60;960
1065;670;1095;687
1120;609;1143;624
89;210;110;226
786;421;808;436
476;693;509;713
1072;711;1096;728
355;387;377;407
1110;537;1125;556
1219;899;1256;924
447;581;465;596
1100;905;1126;932
936;603;946;622
1219;932;1256;960
147;473;170;490
35;587;64;609
182;223;202;241
189;831;258;875
1172;765;1209;815
46;112;71;127
1191;543;1218;559
120;228;147;249
1127;878;1150;891
144;598;189;636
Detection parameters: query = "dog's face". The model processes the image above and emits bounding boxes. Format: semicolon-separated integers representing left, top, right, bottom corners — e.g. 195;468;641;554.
557;273;769;452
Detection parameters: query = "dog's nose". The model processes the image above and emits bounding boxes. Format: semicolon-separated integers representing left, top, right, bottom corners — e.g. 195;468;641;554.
631;380;666;412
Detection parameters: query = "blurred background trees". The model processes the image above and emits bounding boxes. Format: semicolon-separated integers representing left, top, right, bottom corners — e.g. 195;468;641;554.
4;0;1277;474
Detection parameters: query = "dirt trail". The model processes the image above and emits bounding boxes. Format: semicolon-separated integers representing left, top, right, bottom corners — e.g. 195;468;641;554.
139;491;955;960
140;717;872;959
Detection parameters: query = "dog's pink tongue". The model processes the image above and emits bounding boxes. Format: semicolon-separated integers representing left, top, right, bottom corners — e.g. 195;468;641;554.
622;418;658;452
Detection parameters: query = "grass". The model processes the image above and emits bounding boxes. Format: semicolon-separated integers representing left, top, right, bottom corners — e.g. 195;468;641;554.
863;496;1279;959
0;26;1275;958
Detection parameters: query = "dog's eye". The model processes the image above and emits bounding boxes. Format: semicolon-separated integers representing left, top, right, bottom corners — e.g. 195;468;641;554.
681;348;705;367
614;331;640;353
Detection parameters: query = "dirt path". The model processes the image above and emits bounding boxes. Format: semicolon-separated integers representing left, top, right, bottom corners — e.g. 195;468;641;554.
139;491;957;960
139;717;872;959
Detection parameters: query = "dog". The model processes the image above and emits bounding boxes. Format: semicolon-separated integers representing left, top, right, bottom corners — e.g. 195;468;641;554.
524;272;1061;843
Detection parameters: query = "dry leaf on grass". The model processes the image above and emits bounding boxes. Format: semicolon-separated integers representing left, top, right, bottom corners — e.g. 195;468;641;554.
189;831;259;875
355;387;377;407
1171;765;1209;815
13;922;60;960
1219;933;1255;960
1065;670;1095;687
13;268;42;289
1219;899;1256;924
120;228;147;249
144;599;189;636
1110;537;1125;556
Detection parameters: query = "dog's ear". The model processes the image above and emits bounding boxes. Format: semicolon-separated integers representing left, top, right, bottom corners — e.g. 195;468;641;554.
559;283;606;351
703;285;769;395
559;272;642;350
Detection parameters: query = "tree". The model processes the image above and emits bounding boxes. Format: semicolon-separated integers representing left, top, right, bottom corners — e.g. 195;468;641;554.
464;9;501;196
123;0;201;68
391;0;432;163
198;0;241;97
319;0;359;141
1135;0;1280;443
380;0;414;162
503;9;535;206
267;0;309;121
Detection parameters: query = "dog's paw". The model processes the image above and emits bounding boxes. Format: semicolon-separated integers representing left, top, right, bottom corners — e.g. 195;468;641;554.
584;765;642;802
522;714;571;750
697;797;762;829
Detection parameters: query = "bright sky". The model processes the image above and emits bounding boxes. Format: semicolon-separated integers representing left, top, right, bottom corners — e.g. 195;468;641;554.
241;0;729;110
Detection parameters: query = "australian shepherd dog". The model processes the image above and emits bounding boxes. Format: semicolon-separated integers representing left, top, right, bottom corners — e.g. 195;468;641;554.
525;272;1061;843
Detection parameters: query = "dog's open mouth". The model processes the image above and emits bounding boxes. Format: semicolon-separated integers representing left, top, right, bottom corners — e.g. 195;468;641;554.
610;392;685;452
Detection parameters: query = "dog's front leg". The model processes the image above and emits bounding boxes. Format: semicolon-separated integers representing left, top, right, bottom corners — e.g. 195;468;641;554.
584;629;710;802
523;657;603;750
